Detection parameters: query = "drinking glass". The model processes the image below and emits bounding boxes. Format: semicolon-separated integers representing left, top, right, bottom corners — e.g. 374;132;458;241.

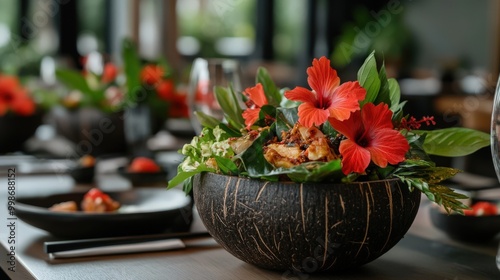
187;58;242;134
490;74;500;270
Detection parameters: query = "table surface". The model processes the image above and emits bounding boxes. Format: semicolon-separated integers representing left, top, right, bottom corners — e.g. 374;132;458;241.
1;162;500;280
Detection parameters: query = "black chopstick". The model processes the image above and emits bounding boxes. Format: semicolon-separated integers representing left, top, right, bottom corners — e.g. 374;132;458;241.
44;231;211;253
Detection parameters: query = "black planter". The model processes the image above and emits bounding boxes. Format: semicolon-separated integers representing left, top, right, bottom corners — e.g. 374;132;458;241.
0;112;43;154
194;173;421;273
51;107;127;157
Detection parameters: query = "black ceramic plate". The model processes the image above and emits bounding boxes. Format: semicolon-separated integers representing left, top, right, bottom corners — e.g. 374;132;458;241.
15;188;192;239
429;205;500;242
117;166;168;187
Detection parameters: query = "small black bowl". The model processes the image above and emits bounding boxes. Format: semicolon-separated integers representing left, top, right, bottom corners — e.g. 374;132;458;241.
117;166;167;187
68;166;95;184
429;206;500;242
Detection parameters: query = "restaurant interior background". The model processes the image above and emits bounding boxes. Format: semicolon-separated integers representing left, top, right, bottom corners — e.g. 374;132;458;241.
0;0;499;182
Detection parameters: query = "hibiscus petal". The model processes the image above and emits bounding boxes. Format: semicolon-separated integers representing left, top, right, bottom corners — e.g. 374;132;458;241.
328;110;363;141
244;83;267;107
242;108;261;129
0;102;8;116
306;57;340;99
328;81;366;121
339;139;371;175
297;102;329;127
366;129;409;167
284;87;317;104
362;103;393;130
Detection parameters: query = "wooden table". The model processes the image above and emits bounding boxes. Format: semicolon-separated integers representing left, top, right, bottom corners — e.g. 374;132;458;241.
1;170;500;280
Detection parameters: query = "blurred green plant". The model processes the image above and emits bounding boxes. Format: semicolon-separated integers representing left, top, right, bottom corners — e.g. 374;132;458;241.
331;6;414;69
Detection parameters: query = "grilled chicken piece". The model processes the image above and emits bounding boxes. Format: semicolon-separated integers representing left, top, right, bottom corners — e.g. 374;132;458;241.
49;201;78;212
229;130;260;154
264;124;337;168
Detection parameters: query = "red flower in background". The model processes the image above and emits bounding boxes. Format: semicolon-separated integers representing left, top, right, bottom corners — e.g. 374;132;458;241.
329;103;409;175
101;63;118;83
0;75;35;116
156;80;175;101
169;94;189;118
140;64;164;85
242;83;268;129
285;56;366;127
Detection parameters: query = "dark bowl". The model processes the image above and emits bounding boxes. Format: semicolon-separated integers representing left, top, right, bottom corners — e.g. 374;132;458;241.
15;188;193;239
68;166;95;184
118;166;168;187
51;107;128;157
193;173;421;273
0;112;43;153
429;205;500;242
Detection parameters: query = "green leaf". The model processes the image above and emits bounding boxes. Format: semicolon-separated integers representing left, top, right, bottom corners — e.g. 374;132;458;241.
374;62;391;106
321;121;339;139
55;68;105;106
122;38;142;102
167;164;214;189
387;78;401;112
256;67;281;106
396;174;468;214
274;107;298;139
236;128;275;177
157;57;173;79
357;51;381;106
195;111;221;129
214;156;239;175
253;104;277;128
274;161;343;182
405;133;433;162
214;86;245;130
414;128;490;157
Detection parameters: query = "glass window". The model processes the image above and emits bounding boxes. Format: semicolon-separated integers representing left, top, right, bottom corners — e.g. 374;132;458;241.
274;0;306;64
176;0;256;58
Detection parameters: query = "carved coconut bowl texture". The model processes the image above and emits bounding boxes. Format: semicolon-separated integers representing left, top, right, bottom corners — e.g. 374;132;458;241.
194;172;421;273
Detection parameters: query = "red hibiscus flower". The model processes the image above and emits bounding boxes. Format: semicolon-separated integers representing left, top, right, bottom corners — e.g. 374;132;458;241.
10;90;35;116
329;103;409;175
0;75;35;116
140;64;164;85
285;56;366;127
242;83;268;129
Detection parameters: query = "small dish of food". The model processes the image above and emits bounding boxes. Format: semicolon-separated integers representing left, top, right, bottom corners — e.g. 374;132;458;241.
15;188;192;238
429;199;500;242
49;188;121;213
118;157;167;187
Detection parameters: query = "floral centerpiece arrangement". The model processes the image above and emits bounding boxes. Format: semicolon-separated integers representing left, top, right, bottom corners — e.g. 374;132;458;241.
56;39;188;119
169;52;489;214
